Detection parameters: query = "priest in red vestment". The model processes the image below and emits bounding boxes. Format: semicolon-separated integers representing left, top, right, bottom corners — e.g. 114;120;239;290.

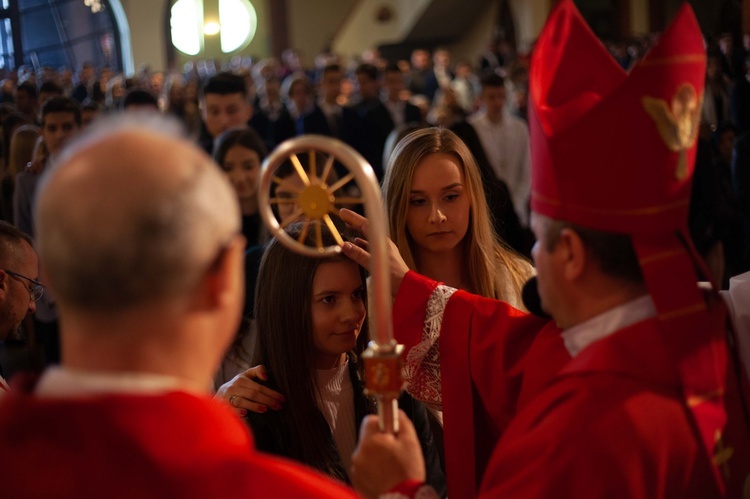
345;2;750;497
0;114;356;498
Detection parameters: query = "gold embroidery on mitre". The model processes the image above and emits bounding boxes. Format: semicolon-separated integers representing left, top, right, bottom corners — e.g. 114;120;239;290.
714;430;734;480
686;388;724;407
642;84;702;180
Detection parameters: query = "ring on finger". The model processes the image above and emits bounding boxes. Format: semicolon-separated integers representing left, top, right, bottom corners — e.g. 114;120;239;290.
228;395;238;407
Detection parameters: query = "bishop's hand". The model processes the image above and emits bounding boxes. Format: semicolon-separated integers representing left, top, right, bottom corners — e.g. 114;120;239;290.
339;208;408;296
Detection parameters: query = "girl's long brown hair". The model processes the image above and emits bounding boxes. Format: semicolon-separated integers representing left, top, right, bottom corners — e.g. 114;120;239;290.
251;222;369;479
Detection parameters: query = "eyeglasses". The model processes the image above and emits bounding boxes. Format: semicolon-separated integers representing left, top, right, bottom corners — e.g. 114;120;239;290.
5;270;44;302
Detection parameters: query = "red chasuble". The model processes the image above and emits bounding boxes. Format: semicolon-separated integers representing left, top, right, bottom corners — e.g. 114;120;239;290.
0;390;356;498
480;314;750;498
394;270;750;498
393;270;563;498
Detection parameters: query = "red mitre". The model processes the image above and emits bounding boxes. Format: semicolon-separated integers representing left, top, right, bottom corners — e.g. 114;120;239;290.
529;0;704;233
530;2;750;495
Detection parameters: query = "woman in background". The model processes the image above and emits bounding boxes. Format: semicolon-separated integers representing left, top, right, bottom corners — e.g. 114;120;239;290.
213;127;269;248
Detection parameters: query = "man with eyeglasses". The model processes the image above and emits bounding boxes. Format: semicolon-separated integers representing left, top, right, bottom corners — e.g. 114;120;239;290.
0;114;356;498
0;221;40;395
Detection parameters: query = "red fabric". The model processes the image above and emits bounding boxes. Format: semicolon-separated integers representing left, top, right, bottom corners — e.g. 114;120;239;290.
0;390;356;498
528;1;745;493
393;271;554;498
480;316;750;498
530;0;705;234
393;271;750;497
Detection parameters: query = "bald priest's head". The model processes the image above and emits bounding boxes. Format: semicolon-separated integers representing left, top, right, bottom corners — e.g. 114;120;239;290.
34;114;246;392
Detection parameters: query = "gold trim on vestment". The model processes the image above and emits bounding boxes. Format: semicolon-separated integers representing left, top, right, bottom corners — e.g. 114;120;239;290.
687;389;725;408
532;191;689;216
659;303;707;321
639;54;706;67
638;249;685;266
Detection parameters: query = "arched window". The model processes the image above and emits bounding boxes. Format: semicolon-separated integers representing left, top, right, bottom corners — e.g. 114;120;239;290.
0;0;132;72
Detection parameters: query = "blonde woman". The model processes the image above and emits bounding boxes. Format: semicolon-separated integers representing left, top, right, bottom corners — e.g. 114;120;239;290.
338;127;532;449
382;127;531;308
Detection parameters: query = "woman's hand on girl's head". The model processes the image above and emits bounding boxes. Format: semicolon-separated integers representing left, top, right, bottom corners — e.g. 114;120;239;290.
214;365;286;417
339;208;409;296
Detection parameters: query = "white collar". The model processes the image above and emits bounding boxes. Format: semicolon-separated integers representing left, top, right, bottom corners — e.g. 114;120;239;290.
35;366;200;398
561;295;656;357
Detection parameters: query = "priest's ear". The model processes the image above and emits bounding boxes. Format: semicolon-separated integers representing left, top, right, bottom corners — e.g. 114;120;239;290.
571;228;646;288
556;227;587;282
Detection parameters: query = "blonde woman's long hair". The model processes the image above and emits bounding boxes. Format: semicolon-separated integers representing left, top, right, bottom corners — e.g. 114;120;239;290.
383;127;530;302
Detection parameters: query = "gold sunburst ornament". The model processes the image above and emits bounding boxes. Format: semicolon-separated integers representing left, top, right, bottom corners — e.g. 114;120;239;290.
267;149;363;253
259;135;404;434
642;83;702;181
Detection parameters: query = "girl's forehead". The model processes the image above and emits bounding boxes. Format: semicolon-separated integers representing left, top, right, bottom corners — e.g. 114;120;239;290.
312;259;362;285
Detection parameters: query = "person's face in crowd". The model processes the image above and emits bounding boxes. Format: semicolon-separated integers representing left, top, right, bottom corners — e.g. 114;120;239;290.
289;81;310;112
0;241;38;341
274;173;306;225
99;68;113;86
111;81;125;101
719;34;733;56
59;68;73;85
406;153;470;257
384;70;405;101
221;144;261;203
151;72;165;94
411;50;429;70
263;78;281;102
184;80;198;102
168;80;185;107
434;50;450;68
202;92;252;139
320;69;342;104
15;90;36;116
80;65;95;84
356;73;379;101
455;62;472;79
42;111;79;155
81;108;100;128
310;259;366;369
481;85;507;122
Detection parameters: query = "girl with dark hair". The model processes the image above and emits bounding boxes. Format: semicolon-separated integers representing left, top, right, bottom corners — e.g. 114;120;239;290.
241;223;445;493
213;127;269;247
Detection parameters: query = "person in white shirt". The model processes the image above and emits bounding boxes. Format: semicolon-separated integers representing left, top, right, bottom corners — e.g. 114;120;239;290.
468;73;531;227
0;221;40;394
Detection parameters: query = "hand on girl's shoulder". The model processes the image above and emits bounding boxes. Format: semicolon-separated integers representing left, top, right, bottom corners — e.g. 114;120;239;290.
214;365;286;416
